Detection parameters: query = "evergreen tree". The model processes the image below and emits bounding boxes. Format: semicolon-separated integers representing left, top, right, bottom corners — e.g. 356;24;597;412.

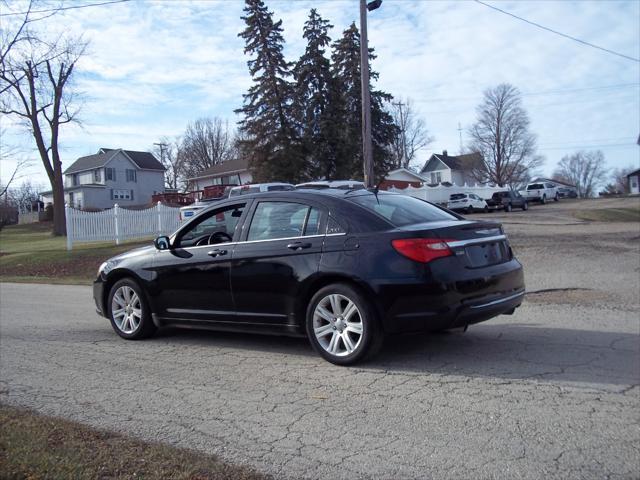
331;23;398;181
236;0;303;182
292;9;336;180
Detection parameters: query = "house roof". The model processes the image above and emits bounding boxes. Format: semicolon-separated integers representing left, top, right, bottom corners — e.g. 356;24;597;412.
533;177;577;188
384;167;426;182
626;168;640;178
63;148;164;174
421;152;482;173
188;158;249;180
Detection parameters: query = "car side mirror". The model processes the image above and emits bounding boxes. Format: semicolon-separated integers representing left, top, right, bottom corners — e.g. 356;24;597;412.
232;209;242;217
154;235;171;250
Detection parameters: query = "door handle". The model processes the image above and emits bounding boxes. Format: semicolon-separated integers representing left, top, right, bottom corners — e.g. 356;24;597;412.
287;241;312;251
207;248;227;257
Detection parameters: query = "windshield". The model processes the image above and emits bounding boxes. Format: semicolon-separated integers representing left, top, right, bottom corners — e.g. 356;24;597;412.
449;194;467;200
349;193;457;226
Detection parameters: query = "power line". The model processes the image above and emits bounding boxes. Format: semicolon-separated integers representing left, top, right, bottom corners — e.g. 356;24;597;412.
0;0;131;17
474;0;640;63
538;143;637;151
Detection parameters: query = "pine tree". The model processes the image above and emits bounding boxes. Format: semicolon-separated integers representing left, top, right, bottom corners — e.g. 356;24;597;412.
236;0;303;183
292;9;336;180
331;22;398;181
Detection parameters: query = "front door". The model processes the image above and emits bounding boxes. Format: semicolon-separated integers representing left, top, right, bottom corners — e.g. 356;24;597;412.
231;200;326;325
151;202;249;322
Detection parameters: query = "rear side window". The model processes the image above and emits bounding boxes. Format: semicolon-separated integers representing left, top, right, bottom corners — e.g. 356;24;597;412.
247;202;320;241
349;194;457;226
450;194;466;200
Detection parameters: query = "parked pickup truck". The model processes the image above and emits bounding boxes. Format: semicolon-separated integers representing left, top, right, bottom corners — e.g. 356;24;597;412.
486;190;528;212
520;182;559;204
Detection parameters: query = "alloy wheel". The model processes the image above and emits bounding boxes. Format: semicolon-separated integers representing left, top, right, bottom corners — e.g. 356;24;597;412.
111;285;142;334
312;294;363;357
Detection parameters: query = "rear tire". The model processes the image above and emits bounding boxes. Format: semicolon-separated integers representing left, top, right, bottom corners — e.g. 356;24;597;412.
467;206;473;215
554;193;559;202
484;205;489;213
541;194;546;204
108;278;156;340
522;201;528;211
505;203;512;212
306;283;383;365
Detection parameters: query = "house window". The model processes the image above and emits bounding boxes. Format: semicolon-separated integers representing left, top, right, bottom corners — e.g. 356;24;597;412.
105;168;116;181
126;169;137;182
431;172;441;183
111;189;133;200
94;170;101;183
72;174;79;186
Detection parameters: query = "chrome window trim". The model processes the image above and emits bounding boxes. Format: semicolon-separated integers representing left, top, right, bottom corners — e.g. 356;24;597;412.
159;232;347;252
446;235;506;248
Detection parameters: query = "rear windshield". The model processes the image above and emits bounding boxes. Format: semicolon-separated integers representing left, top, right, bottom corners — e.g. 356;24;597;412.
492;192;508;199
449;194;467;200
349;193;457;226
527;184;544;190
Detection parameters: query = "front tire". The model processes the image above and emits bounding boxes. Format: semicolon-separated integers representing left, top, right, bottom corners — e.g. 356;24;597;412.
306;283;383;365
522;201;528;211
541;194;546;204
108;278;156;340
467;206;473;215
505;203;512;212
554;193;559;202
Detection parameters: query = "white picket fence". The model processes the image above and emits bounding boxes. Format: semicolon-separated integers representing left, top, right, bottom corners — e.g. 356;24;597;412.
65;202;181;250
387;183;505;204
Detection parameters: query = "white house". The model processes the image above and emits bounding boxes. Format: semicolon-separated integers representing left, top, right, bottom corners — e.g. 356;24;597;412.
40;148;165;209
420;151;483;185
627;168;640;195
187;158;252;192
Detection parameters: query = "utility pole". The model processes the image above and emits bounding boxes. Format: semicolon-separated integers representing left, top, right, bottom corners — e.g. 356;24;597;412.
393;100;406;168
154;142;168;165
457;122;463;154
360;0;381;188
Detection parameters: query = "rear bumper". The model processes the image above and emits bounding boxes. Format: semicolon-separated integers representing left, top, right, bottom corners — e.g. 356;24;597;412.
381;260;525;333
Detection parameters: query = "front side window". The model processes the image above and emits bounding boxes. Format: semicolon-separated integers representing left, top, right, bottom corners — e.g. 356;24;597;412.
350;193;457;226
247;202;319;241
178;204;246;248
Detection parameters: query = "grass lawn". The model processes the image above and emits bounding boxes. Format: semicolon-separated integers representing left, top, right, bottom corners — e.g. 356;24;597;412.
573;206;640;222
0;222;151;284
0;404;266;480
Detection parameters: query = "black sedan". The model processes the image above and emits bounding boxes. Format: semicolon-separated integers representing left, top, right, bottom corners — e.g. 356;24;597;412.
94;189;525;365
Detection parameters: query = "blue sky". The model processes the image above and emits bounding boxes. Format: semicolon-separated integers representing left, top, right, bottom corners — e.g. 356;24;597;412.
2;0;639;188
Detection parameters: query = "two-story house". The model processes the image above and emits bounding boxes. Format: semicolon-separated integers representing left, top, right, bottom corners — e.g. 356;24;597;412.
420;151;483;185
40;148;165;209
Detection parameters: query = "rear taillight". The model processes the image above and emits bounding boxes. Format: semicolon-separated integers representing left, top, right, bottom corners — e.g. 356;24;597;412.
391;238;454;264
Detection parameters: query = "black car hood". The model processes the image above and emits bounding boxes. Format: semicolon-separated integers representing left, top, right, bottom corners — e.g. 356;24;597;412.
108;245;155;263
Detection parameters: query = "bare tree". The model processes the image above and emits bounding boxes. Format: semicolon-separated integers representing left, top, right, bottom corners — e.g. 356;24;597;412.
604;165;636;195
468;84;543;187
389;98;433;170
1;23;86;235
553;150;608;198
180;117;236;180
0;127;32;197
6;179;42;211
151;137;186;191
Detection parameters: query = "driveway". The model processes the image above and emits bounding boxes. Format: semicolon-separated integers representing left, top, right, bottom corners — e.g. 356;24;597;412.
1;212;638;479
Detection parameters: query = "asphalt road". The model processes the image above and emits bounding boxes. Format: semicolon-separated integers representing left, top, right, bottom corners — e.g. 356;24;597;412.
1;209;639;479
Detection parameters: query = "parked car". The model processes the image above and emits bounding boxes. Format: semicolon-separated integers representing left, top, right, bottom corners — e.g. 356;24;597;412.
487;190;528;212
296;180;365;190
557;187;578;198
446;193;489;214
94;189;525;365
229;183;295;197
520;182;559;204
